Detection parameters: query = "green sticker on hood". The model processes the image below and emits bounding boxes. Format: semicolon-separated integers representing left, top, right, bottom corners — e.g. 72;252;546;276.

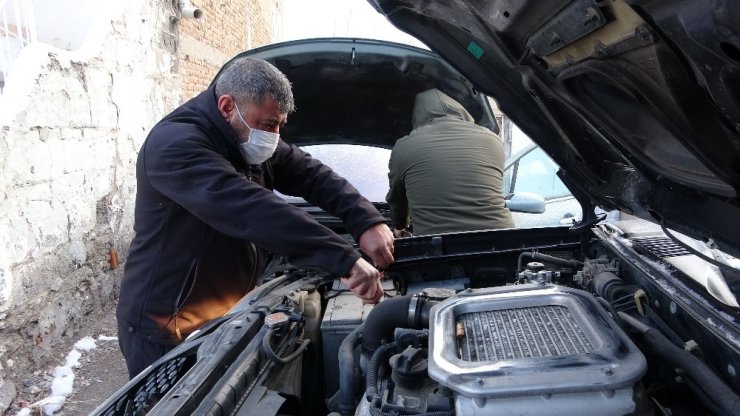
467;41;484;59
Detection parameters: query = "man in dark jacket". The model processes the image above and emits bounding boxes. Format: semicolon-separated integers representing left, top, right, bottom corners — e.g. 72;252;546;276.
387;88;514;236
118;57;394;377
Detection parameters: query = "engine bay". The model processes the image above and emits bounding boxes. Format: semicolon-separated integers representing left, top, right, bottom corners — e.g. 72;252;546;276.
314;221;740;416
327;283;649;416
93;220;740;416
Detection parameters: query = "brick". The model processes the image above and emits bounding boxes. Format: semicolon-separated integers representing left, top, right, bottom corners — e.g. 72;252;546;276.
178;0;282;99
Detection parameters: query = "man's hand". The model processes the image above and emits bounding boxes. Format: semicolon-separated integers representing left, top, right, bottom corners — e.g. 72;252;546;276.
341;258;384;304
358;223;395;269
393;228;412;238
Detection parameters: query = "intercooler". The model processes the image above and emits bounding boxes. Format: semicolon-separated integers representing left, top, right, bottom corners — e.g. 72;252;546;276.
456;304;594;362
428;284;648;416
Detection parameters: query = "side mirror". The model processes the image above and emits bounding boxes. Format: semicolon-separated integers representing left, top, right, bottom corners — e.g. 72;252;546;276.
505;192;546;214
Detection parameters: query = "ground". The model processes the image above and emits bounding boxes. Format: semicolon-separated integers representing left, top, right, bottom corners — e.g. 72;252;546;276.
7;302;128;416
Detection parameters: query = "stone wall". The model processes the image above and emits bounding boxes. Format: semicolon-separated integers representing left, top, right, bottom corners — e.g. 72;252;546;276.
0;3;181;410
0;0;283;412
179;0;284;100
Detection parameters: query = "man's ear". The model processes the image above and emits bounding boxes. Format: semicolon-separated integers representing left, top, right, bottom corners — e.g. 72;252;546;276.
216;95;235;119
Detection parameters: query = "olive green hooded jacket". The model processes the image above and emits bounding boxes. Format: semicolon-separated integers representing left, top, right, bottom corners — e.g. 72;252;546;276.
386;89;514;235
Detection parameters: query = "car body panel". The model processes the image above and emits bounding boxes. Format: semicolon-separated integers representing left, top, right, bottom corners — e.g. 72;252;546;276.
211;37;498;148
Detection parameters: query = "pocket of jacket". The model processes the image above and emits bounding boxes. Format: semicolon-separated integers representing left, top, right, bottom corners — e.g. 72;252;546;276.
174;257;200;314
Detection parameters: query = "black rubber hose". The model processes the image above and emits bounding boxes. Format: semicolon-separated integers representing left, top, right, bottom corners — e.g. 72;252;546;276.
618;312;740;416
365;341;397;400
261;329;311;365
337;323;364;416
517;251;583;272
596;296;619;321
684;377;725;416
362;295;414;355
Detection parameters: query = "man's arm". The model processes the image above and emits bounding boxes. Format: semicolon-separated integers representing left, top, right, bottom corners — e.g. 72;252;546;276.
144;130;361;278
270;141;390;242
341;258;384;304
358;223;394;269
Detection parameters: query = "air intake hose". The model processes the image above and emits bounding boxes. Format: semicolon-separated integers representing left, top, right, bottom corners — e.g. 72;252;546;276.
362;289;452;355
362;295;417;355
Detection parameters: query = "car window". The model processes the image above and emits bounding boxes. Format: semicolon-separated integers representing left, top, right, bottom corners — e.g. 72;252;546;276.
504;145;583;228
509;147;571;200
277;144;391;203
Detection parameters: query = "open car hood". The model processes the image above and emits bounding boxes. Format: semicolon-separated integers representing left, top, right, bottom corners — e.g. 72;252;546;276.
213;37;498;148
367;0;740;258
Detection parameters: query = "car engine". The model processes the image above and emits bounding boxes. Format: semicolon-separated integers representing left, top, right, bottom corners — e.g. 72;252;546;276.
322;263;649;416
312;226;740;416
91;224;740;416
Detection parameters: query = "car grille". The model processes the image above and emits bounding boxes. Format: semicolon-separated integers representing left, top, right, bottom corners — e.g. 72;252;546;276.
100;354;195;416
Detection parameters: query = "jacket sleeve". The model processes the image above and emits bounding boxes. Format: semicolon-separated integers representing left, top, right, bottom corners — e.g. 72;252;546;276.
270;140;386;241
386;145;411;230
143;126;360;277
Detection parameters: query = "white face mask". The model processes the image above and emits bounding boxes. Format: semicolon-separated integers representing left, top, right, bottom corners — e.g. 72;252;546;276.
234;102;280;165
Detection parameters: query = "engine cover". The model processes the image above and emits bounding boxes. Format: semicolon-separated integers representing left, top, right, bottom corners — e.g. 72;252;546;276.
428;284;648;416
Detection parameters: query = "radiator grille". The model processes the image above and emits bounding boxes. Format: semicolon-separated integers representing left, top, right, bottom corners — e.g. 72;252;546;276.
458;305;594;361
100;354;196;416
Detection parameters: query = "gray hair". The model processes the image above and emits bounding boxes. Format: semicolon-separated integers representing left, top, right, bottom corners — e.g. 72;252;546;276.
215;57;295;113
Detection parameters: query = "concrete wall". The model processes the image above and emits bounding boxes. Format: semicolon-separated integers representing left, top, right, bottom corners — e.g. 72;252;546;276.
0;0;282;412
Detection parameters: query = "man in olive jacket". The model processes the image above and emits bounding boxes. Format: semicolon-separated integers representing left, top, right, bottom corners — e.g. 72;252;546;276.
118;57;394;377
387;88;514;236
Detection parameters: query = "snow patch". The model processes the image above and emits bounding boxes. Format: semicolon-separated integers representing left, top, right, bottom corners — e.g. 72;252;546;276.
51;365;75;397
74;336;97;351
97;335;118;342
15;335;111;415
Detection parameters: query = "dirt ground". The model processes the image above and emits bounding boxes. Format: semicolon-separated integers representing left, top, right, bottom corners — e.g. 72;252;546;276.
8;303;129;416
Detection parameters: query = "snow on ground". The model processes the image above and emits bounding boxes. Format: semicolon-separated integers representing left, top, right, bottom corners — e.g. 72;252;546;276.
15;335;118;416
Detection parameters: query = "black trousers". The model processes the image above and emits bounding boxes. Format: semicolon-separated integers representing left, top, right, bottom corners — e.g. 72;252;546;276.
117;323;174;379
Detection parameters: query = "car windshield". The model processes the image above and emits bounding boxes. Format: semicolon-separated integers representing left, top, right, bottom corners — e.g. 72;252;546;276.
278;144;391;203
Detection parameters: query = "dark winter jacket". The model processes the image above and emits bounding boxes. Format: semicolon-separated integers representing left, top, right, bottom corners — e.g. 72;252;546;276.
118;87;385;344
386;88;514;235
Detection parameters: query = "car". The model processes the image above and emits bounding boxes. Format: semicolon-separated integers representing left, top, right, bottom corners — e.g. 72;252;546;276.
503;143;583;227
93;1;740;414
279;139;582;230
257;37;539;235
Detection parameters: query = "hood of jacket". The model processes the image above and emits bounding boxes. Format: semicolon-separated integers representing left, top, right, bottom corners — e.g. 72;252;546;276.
411;88;475;129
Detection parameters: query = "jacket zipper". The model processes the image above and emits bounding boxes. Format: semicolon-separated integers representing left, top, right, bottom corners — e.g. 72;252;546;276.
248;241;259;281
172;257;200;340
